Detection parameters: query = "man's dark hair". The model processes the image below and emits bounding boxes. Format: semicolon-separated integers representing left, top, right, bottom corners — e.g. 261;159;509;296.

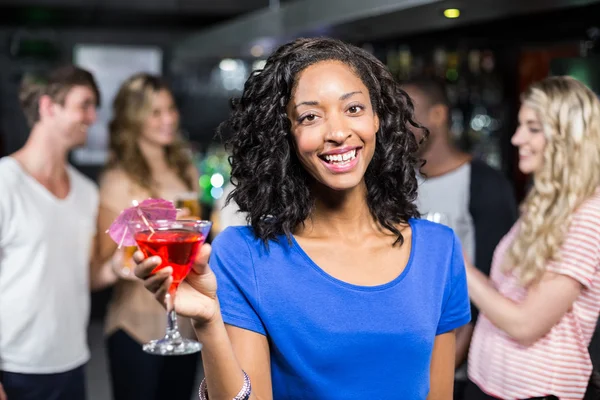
402;77;450;109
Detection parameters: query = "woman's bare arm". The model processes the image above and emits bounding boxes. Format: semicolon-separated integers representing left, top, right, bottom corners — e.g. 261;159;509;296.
427;331;456;400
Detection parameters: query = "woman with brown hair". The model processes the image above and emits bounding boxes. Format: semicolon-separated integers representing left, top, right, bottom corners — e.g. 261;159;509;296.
97;73;201;400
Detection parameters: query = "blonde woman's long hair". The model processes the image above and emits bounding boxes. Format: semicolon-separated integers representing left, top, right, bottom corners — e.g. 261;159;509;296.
107;73;193;194
506;76;600;285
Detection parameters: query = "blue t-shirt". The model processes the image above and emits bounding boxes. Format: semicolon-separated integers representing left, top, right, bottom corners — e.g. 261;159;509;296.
210;218;470;399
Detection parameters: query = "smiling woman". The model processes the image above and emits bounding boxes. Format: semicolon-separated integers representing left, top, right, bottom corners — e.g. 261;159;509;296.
465;77;600;400
227;39;424;245
133;37;471;400
287;61;378;191
512;106;548;175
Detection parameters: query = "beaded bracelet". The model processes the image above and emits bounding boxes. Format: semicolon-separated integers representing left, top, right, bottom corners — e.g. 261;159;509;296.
198;370;251;400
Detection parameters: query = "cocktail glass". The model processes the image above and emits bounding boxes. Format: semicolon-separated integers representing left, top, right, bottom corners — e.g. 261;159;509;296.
128;219;212;355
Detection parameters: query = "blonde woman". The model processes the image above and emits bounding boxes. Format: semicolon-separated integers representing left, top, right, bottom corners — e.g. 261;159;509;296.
97;73;200;400
464;76;600;400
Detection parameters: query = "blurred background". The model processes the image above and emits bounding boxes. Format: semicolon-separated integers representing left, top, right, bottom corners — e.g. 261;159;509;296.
0;0;599;397
2;0;600;207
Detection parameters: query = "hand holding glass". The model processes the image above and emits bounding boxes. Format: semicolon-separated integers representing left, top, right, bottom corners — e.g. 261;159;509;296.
128;219;212;355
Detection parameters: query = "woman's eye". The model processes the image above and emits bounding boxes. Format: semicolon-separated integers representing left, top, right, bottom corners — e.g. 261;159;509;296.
348;105;363;114
299;113;317;123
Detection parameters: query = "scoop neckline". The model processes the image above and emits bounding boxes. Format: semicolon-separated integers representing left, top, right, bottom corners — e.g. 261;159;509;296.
290;218;417;292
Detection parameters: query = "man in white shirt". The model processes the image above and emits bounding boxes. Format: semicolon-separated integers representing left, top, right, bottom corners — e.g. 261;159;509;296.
0;65;117;400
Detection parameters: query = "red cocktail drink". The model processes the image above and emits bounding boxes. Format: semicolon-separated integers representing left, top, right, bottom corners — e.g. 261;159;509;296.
128;219;212;355
135;229;204;291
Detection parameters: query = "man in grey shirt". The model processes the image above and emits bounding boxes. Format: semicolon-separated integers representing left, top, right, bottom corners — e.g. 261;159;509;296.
403;77;518;400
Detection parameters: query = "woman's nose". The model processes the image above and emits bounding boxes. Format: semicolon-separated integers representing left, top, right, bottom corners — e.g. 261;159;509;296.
325;114;351;144
511;126;527;146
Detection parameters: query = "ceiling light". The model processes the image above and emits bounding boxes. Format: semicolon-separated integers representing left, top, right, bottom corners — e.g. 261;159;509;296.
443;8;460;19
219;59;237;71
250;45;264;57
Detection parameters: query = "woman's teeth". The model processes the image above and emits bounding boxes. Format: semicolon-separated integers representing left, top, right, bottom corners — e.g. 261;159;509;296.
324;149;357;164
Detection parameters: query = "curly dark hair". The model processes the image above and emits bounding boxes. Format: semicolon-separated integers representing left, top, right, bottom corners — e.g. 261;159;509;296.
221;37;426;245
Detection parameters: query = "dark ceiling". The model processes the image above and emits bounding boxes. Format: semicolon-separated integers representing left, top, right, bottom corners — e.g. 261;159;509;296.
1;0;598;36
172;0;600;60
0;0;599;55
0;0;292;29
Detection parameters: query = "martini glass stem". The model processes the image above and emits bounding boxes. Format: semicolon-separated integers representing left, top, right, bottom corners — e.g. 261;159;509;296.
164;289;182;341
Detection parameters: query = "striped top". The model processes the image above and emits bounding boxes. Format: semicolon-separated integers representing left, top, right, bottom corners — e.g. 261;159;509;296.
468;189;600;400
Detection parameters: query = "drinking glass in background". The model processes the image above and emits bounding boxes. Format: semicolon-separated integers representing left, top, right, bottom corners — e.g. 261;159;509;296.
424;211;450;227
423;212;473;262
174;192;202;219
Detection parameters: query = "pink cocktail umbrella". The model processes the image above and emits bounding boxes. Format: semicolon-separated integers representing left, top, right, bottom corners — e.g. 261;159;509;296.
107;198;177;248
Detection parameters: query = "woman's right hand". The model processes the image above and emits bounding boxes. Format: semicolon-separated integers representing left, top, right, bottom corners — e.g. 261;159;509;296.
133;243;220;325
